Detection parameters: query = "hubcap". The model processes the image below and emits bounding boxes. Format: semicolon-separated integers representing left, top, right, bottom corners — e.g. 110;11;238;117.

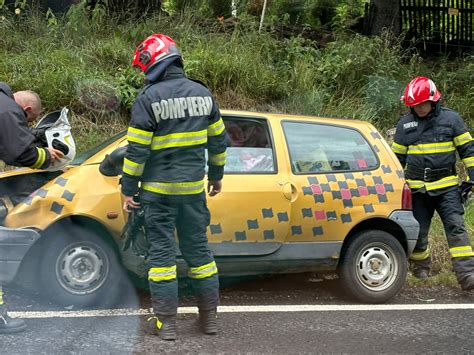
356;243;398;291
55;242;109;295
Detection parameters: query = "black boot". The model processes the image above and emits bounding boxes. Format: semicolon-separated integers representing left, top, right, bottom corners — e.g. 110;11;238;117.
413;269;429;280
146;315;176;340
460;274;474;291
0;310;26;334
411;259;431;280
199;308;217;335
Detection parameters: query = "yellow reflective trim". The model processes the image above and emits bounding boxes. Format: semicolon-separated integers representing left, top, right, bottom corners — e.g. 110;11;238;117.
450;246;474;258
454;132;473;146
151;129;208;150
410;248;430;261
407;141;455;154
148;265;177;281
123;158;144;176
188;261;218;279
147;316;163;329
31;147;46;169
462;156;474;168
406;179;425;189
127;127;153;145
407;176;459;191
425;176;459;190
208;118;225;137
150;266;177;273
208;151;227;166
391;142;408;155
0;288;4;305
451;252;474;257
142;180;205;195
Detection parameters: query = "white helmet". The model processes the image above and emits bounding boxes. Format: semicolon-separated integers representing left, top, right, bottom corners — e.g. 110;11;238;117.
35;107;76;171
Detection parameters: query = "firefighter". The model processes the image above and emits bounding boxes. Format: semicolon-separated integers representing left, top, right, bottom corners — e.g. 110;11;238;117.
0;83;63;334
121;34;227;340
392;76;474;291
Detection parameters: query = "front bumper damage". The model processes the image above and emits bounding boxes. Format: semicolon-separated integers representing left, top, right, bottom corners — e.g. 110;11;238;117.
0;226;40;284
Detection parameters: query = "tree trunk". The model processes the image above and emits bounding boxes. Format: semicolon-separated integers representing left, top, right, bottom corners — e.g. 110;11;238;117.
367;0;401;36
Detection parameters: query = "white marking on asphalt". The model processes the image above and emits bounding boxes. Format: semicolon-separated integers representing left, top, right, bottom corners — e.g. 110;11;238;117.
10;304;474;319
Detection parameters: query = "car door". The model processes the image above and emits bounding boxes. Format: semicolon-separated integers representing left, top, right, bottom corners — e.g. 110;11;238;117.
280;119;380;243
207;114;292;256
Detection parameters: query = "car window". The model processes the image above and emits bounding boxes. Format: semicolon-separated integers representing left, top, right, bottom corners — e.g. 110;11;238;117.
282;121;378;174
220;117;276;173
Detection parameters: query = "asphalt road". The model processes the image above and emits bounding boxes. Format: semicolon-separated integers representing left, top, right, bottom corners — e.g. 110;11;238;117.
2;274;474;354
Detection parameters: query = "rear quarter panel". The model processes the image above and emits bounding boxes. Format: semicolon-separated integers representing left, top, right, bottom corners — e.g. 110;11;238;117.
272;115;406;243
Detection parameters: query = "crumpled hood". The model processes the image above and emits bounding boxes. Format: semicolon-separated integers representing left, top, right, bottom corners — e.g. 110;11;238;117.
0;82;14;99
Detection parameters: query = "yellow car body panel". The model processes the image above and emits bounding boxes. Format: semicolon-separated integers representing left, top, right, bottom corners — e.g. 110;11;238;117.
4;165;125;236
0;110;419;304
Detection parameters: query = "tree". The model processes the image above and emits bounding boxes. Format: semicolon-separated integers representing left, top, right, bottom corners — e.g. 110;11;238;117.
86;0;163;15
366;0;401;36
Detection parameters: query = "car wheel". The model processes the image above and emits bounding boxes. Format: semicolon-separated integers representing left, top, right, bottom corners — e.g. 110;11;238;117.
338;230;407;303
40;225;129;307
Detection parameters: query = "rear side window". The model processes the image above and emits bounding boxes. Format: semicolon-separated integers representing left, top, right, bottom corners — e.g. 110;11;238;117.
282;121;378;174
222;117;275;173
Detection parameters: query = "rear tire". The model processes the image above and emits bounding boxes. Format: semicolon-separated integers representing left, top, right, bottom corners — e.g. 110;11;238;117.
40;224;133;308
338;230;407;303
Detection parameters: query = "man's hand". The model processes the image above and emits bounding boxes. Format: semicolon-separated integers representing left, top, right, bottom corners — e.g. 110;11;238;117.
47;147;64;162
207;180;222;197
123;195;141;212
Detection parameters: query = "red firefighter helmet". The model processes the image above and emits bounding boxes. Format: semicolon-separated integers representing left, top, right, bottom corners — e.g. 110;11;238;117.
132;34;181;73
401;76;441;107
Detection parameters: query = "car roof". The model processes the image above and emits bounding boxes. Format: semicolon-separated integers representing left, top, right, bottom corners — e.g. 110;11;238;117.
221;110;374;129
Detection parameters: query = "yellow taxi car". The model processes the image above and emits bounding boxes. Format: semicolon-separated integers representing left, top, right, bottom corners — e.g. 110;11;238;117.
0;110;419;306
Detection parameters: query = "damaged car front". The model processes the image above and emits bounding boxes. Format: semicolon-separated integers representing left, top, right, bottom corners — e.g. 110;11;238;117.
0;132;133;307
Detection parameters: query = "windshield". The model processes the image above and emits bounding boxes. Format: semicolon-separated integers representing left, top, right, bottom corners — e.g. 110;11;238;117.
71;131;126;165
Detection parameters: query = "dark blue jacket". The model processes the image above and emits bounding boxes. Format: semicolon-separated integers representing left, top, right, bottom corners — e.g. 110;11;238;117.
0;82;50;169
392;103;474;195
121;63;227;202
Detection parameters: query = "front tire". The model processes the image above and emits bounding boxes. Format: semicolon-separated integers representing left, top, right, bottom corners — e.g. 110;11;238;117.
40;224;130;307
338;230;407;303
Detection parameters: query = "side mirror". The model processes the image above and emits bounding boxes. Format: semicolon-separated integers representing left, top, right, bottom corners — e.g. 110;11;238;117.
99;146;127;177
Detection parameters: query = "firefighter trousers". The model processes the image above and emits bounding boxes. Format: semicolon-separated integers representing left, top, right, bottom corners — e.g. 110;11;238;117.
142;198;219;316
410;187;474;283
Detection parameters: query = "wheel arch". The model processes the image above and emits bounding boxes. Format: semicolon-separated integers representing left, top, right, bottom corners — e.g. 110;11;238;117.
339;217;409;266
14;215;121;289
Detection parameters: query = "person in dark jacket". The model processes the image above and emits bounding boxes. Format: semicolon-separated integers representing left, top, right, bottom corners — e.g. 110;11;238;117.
392;76;474;291
121;34;227;340
0;82;63;334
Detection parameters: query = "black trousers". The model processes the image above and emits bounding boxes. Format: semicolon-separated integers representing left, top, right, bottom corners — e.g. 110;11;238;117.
411;187;474;282
143;198;219;315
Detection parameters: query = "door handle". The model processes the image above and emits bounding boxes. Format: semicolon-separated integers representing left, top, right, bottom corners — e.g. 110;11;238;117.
282;182;298;201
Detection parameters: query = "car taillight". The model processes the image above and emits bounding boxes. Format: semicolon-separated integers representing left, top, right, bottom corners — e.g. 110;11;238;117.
402;183;412;210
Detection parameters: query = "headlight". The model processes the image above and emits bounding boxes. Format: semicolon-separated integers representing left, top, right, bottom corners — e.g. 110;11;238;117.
0;198;8;219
